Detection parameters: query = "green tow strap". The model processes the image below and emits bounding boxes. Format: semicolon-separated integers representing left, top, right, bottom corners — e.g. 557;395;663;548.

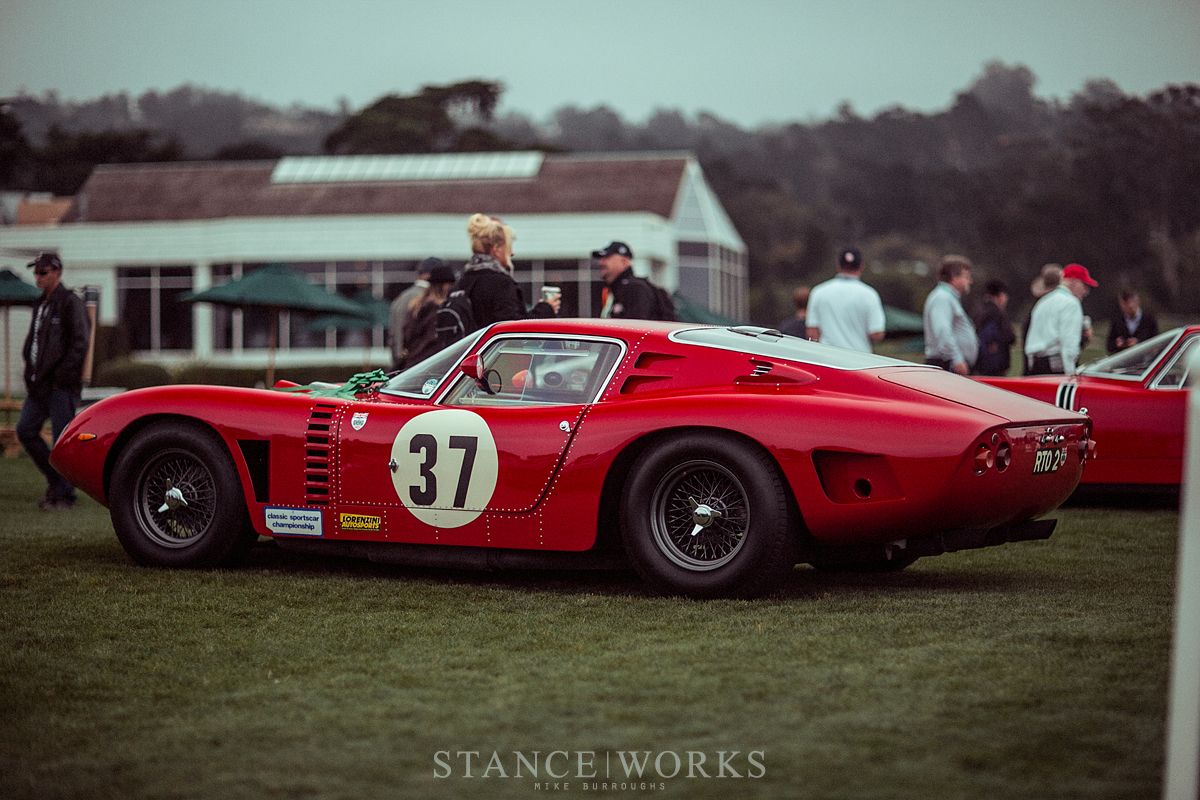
275;369;391;399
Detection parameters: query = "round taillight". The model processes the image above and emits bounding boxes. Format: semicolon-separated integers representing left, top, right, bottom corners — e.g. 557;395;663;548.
995;442;1012;472
974;444;995;474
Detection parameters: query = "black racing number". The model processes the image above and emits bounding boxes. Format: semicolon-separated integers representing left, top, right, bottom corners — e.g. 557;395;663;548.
407;434;479;508
449;436;478;509
409;434;437;505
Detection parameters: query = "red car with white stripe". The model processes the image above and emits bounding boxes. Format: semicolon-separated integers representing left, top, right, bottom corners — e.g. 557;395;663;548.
979;325;1198;489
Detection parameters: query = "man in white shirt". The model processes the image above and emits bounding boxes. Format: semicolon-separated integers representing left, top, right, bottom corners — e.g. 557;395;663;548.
805;247;886;352
922;255;978;375
1024;263;1099;374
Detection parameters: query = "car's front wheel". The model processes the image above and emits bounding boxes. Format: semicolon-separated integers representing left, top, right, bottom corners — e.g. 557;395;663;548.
109;422;255;567
620;432;795;597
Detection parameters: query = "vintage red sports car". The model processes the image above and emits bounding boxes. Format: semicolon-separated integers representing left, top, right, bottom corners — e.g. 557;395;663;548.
978;325;1198;490
52;320;1092;597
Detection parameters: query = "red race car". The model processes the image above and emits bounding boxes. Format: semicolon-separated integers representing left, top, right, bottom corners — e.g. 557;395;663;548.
52;320;1092;597
979;325;1198;490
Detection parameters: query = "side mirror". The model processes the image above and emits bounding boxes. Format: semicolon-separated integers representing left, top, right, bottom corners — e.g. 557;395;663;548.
461;354;485;381
460;354;501;395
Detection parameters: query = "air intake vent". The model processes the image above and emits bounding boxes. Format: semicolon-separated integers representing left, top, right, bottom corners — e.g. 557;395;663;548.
304;402;339;505
750;361;773;377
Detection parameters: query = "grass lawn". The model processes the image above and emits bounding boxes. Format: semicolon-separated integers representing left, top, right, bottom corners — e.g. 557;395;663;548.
0;456;1179;800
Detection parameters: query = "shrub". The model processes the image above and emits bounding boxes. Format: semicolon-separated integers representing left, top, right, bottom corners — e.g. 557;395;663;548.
174;363;367;388
92;358;172;389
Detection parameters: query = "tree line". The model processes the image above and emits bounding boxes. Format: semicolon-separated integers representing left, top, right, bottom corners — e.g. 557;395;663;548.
3;64;1198;323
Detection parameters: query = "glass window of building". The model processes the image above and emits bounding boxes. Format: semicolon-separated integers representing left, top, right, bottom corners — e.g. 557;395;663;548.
116;266;194;352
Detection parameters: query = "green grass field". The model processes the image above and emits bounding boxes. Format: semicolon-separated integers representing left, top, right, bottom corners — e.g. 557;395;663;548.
0;457;1179;800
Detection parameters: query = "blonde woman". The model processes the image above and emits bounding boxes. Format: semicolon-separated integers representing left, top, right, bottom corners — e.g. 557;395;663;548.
455;213;559;327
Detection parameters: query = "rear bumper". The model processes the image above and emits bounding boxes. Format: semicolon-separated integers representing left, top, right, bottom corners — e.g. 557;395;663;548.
802;420;1090;545
810;518;1056;566
906;518;1056;556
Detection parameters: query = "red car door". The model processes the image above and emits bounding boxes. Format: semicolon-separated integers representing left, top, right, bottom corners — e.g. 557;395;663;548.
1073;380;1185;485
334;333;625;545
1073;331;1197;485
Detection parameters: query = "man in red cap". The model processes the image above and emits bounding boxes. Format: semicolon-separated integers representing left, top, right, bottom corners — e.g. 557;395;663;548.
1023;262;1098;374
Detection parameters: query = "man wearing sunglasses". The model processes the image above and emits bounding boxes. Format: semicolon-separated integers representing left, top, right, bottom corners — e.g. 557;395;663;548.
19;252;89;511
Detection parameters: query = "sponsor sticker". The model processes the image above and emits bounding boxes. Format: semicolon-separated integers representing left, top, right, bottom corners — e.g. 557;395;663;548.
351;412;369;431
265;506;324;537
340;512;382;532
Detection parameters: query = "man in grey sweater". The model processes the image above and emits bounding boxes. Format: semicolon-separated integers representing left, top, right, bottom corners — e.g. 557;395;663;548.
922;255;978;375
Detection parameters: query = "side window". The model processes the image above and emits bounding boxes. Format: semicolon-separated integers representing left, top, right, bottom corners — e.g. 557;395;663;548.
383;329;486;398
1155;337;1199;389
443;337;622;407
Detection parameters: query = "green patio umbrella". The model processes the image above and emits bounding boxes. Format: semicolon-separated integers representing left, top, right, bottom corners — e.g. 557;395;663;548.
182;264;370;385
306;289;391;370
883;305;925;337
306;289;390;332
672;292;740;325
0;268;43;401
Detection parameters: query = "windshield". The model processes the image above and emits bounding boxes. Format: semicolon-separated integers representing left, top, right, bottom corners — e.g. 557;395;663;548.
1079;328;1183;379
670;326;912;371
382;329;487;398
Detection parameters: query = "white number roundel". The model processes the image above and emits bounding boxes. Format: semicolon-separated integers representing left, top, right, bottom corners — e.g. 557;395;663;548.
390;409;499;528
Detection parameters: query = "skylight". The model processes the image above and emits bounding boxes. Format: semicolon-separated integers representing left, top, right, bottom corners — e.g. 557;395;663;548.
270;152;545;184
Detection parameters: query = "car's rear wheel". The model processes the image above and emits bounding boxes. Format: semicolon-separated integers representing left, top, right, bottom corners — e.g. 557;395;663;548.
620;432;795;597
110;422;255;567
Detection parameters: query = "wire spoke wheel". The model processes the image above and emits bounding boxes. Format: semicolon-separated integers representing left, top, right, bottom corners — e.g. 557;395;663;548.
111;422;254;568
623;433;793;596
650;459;750;571
133;448;219;549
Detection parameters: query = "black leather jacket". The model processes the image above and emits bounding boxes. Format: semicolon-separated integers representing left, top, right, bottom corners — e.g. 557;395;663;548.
604;268;658;320
460;255;554;326
22;283;89;397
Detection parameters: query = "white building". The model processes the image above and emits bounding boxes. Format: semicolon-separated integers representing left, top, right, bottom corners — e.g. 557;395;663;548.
0;150;746;385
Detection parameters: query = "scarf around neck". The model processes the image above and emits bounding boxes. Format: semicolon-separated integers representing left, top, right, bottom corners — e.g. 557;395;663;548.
463;253;511;275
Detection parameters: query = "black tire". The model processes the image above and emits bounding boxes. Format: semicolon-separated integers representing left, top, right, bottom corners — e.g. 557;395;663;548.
619;432;795;598
109;422;255;568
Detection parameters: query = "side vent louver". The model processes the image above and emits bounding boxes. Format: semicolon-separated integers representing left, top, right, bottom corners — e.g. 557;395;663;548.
304;403;338;505
735;359;817;389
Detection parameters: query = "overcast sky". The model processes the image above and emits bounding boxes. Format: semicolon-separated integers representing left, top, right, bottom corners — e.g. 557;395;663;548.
2;0;1197;126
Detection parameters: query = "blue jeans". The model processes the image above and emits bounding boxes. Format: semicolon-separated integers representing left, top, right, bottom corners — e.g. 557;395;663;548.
17;387;78;500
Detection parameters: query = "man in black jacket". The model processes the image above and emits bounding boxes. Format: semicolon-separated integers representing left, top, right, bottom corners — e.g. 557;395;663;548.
18;253;89;510
593;241;658;320
1105;288;1159;353
973;279;1016;375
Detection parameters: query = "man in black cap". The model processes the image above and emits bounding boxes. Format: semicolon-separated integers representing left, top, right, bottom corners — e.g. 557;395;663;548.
18;252;89;510
593;241;659;320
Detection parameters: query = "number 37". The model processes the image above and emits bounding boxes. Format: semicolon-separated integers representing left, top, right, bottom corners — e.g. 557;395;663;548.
407;434;478;508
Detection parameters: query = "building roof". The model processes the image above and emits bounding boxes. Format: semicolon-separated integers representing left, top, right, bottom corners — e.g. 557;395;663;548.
63;152;692;224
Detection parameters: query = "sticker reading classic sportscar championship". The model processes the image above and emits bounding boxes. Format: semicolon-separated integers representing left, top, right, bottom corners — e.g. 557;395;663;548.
51;320;1093;598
